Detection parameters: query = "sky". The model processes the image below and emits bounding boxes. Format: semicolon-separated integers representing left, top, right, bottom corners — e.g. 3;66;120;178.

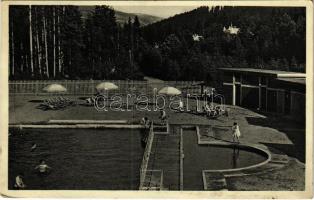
112;6;199;18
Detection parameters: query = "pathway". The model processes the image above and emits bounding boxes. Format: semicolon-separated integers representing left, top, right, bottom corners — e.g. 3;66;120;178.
146;125;181;190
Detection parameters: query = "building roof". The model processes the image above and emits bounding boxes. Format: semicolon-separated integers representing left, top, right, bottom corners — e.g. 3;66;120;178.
219;68;306;78
276;78;306;85
223;24;240;35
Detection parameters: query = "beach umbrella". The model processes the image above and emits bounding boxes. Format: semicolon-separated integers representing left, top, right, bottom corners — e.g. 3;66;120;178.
42;84;67;93
96;82;118;93
158;86;182;96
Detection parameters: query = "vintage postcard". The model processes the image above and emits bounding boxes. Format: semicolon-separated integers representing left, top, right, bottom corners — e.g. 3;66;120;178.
0;0;313;199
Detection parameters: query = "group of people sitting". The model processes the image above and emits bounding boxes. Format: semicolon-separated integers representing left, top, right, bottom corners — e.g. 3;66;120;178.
141;117;151;129
203;104;224;118
83;93;110;106
85;96;97;106
171;99;224;119
141;109;168;128
37;97;75;110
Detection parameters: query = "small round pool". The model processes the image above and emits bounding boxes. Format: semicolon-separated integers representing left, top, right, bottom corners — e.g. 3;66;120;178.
183;130;268;190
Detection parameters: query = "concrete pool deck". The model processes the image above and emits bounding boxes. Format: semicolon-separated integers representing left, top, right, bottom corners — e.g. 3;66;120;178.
9;119;144;129
144;125;300;191
9;94;305;190
194;126;291;190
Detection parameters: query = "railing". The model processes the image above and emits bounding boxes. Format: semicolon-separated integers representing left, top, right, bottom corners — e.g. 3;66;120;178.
139;121;155;189
9;80;203;96
9;80;149;96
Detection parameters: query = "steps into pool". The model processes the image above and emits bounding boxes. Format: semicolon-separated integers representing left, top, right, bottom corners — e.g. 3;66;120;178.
203;172;228;191
153;122;169;134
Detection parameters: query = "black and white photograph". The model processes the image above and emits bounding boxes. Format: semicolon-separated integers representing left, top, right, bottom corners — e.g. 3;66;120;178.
0;0;313;198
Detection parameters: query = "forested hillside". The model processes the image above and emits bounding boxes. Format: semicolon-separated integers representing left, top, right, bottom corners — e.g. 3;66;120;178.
141;6;305;83
9;6;305;84
79;7;162;26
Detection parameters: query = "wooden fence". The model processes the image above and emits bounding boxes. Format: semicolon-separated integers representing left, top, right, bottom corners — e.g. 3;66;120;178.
9;80;203;96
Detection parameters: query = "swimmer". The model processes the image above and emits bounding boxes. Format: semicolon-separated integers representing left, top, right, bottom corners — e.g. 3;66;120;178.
31;143;37;151
35;160;51;173
14;173;26;189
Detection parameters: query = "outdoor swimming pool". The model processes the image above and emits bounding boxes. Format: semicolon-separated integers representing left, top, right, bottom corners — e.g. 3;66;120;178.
9;128;144;190
183;130;268;190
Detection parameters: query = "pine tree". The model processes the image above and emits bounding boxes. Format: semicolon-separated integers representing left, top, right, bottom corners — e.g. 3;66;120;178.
29;5;34;77
133;16;140;49
43;9;49;78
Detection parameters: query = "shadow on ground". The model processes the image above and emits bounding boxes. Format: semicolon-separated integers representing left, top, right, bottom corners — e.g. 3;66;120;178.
246;114;305;163
260;143;304;163
28;99;44;103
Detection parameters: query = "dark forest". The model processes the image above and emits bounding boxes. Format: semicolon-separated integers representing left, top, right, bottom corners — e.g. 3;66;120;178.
9;6;306;84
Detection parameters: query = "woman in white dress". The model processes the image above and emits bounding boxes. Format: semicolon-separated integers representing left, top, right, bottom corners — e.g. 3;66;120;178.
232;122;241;143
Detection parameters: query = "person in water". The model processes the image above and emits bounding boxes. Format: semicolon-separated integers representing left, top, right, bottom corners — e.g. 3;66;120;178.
31;143;37;151
14;173;26;189
231;122;241;143
35;160;51;173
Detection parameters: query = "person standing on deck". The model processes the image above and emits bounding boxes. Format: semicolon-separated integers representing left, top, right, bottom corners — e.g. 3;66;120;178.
141;117;150;129
178;100;184;112
141;117;147;126
159;109;167;125
231;122;241;143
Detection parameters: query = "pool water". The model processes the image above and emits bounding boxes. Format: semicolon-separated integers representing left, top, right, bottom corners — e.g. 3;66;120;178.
9;128;145;190
183;130;267;190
